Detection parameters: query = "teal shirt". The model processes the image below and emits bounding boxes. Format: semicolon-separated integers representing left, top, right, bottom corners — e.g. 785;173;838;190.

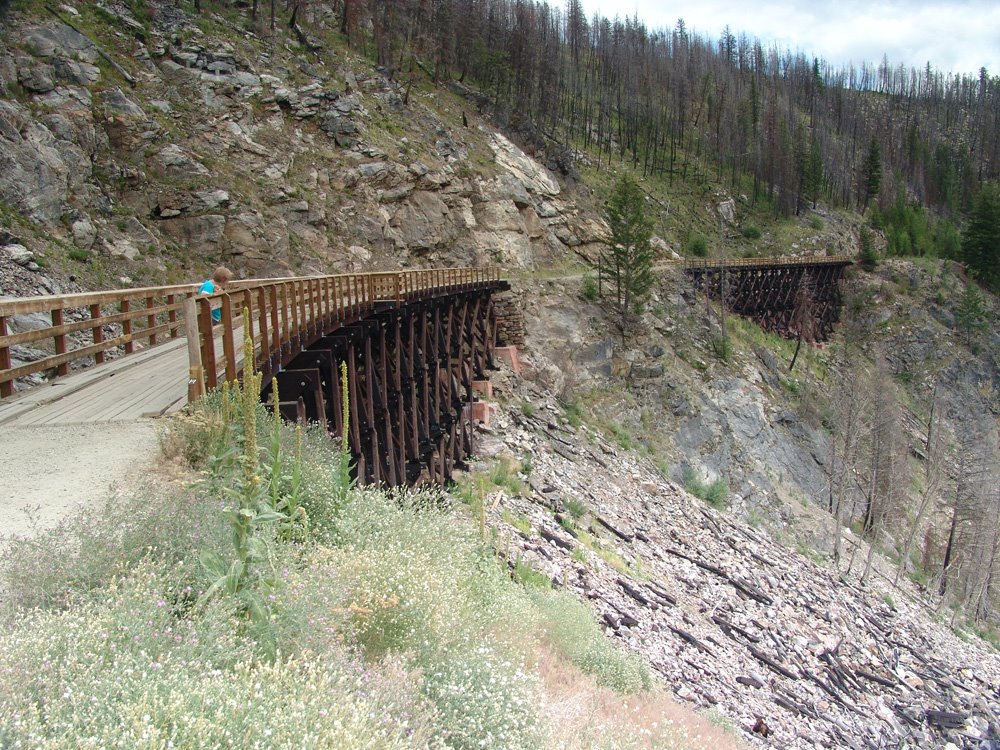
198;279;221;322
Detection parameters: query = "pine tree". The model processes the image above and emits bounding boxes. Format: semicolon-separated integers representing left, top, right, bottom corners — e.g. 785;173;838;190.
860;138;882;212
961;184;1000;292
601;176;654;343
955;282;989;347
858;225;877;269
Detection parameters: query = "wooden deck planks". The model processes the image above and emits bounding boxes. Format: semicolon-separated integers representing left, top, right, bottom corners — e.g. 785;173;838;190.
1;325;246;426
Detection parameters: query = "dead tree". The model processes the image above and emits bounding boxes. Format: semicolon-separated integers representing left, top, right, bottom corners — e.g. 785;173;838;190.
788;273;817;372
895;383;946;587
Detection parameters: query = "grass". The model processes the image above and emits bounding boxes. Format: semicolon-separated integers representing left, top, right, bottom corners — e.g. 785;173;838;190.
564;496;587;519
682;467;729;509
503;510;533;535
561;397;586;428
490;456;525;496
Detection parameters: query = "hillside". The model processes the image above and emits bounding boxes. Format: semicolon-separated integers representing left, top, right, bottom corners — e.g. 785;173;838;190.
1;1;1000;748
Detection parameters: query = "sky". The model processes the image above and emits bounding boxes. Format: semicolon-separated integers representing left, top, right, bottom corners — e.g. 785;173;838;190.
548;0;999;77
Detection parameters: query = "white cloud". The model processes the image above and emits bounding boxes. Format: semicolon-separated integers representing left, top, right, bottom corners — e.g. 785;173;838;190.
550;0;998;76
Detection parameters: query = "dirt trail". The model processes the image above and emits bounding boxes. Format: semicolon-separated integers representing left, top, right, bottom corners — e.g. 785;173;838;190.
0;421;160;540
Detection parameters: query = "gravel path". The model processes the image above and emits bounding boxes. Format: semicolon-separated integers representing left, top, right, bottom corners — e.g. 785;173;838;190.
0;421;159;540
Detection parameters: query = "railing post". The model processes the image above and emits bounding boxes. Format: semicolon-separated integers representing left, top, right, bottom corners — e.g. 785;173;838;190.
51;307;69;376
146;295;157;347
199;296;218;390
121;299;134;354
221;294;237;383
269;285;280;359
168;294;179;338
90;303;105;364
0;315;11;398
257;287;270;370
184;296;205;402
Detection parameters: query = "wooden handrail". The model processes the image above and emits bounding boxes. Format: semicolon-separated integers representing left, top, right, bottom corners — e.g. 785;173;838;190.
1;267;504;399
668;254;854;270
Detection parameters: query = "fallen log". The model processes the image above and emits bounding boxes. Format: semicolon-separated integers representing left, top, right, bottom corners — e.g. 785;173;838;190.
597;515;634;542
747;644;800;680
617;578;651;606
668;624;713;654
712;614;762;644
924;709;965;729
855;668;897;688
644;581;678;606
539;527;574;551
663;547;773;604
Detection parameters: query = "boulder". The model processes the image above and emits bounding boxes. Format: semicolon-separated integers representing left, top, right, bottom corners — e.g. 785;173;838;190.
193;189;230;210
151;144;209;180
520;206;544;239
2;244;33;266
475;199;522;232
488;132;560;197
106;238;141;261
159;214;226;252
102;87;145;118
71;217;96;249
718;197;737;225
53;59;100;85
388;191;451;251
24;26;99;64
0;101;73;222
17;60;56;93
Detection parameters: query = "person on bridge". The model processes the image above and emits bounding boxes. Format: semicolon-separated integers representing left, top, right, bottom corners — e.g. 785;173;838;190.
198;266;233;323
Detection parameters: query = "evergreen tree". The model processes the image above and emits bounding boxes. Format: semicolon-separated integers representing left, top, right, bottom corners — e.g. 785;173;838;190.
860;138;882;212
961;184;1000;292
601;176;654;342
955;282;989;347
859;225;877;269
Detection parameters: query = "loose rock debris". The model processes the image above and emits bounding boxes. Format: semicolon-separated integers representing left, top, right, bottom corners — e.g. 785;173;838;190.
475;393;1000;749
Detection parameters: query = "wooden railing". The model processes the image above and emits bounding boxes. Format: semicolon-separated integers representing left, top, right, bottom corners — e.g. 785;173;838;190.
0;283;197;398
0;268;502;401
671;254;854;270
186;268;502;401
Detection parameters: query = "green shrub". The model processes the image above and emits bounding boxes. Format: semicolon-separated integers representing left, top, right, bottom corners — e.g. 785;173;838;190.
490;457;525;495
686;233;708;257
514;556;552;590
560;397;585;428
809;216;824;230
741;224;762;240
711;334;731;361
582;274;598;301
564;497;587;519
67;248;90;262
682;467;729;509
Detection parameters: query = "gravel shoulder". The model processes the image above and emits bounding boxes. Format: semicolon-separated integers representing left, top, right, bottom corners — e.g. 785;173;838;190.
0;421;160;540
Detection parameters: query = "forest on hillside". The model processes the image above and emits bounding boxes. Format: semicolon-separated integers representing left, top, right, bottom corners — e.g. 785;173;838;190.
231;0;999;285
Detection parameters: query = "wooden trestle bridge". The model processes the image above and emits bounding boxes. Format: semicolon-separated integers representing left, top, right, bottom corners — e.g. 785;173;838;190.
0;255;851;486
677;255;853;341
0;268;508;486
